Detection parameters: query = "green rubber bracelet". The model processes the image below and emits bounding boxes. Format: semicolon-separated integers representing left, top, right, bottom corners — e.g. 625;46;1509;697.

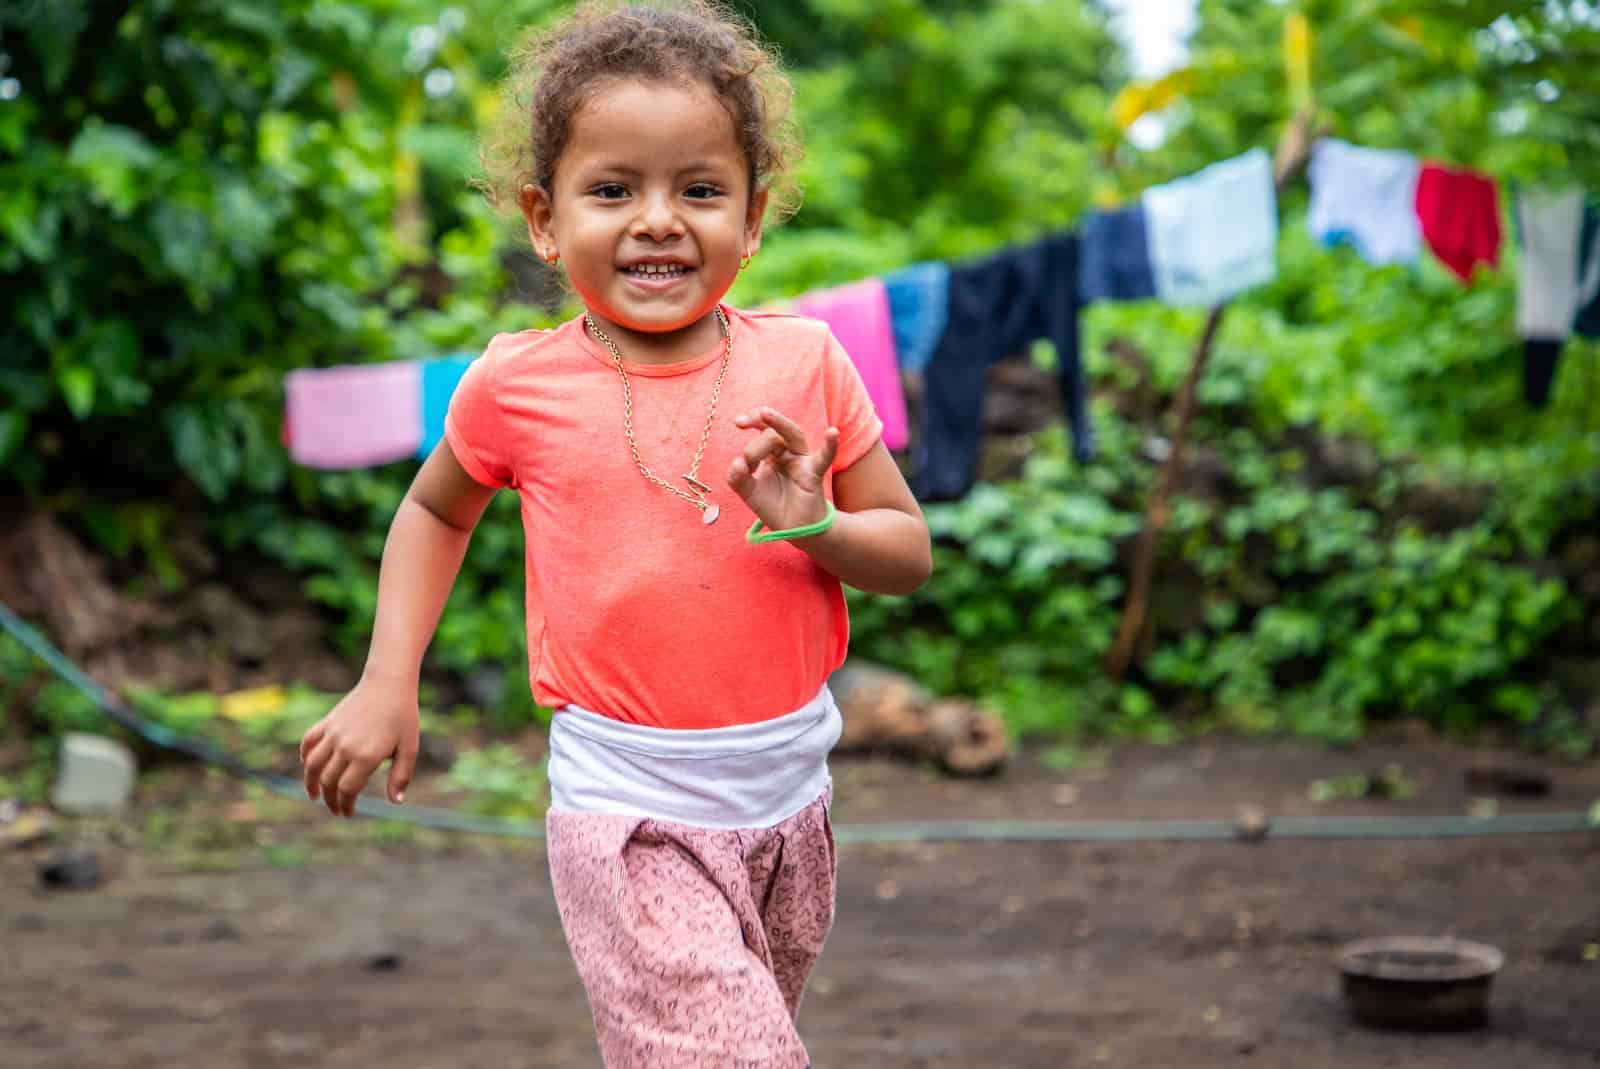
747;501;837;544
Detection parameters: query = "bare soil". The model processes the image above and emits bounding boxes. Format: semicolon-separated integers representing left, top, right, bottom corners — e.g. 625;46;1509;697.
5;733;1599;1068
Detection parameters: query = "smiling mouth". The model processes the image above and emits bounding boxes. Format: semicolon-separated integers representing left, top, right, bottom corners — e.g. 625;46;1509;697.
621;263;694;279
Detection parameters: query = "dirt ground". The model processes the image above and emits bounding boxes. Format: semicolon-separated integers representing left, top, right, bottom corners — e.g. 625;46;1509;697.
5;732;1600;1068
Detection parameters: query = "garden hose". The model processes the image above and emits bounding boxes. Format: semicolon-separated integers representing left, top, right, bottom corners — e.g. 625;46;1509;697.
2;600;1596;846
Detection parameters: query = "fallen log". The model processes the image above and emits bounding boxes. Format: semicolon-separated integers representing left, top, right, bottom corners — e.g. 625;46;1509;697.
829;659;1011;777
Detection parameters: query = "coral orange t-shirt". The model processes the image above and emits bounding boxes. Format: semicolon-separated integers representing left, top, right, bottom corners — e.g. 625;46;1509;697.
444;306;884;729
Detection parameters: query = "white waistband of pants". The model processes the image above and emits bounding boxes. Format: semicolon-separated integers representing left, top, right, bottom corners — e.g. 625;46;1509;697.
547;685;842;829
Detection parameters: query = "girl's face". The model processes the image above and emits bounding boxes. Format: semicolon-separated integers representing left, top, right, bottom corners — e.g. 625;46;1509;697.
522;78;767;360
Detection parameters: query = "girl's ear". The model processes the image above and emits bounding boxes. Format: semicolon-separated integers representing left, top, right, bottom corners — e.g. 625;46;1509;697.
521;183;558;261
743;187;770;259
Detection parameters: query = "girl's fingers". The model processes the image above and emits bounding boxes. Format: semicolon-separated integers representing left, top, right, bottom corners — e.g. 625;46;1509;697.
299;719;326;766
727;454;754;496
320;752;351;816
754;407;810;454
813;427;840;474
336;759;375;818
741;427;788;474
303;734;335;800
387;736;418;805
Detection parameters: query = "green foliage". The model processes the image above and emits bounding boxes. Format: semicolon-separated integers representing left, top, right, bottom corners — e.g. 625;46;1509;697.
228;469;543;730
1309;763;1416;803
123;683;343;766
1146;0;1598;191
731;0;1120;304
849;424;1163;738
443;744;548;819
0;633;103;737
4;1;1597;756
4;3;389;497
847;213;1597;743
1;630;124;798
0;0;549;506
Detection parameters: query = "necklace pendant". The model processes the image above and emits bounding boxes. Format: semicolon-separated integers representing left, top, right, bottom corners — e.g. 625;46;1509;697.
592;309;733;532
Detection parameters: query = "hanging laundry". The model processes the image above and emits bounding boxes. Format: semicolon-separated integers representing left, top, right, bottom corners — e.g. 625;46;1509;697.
1143;147;1278;307
882;262;951;375
1523;339;1564;409
1306;139;1422;266
1078;205;1157;303
1576;200;1600;340
913;232;1090;502
284;361;423;469
1515;188;1585;339
1413;162;1502;283
418;354;476;458
794;278;910;451
1513;189;1584;407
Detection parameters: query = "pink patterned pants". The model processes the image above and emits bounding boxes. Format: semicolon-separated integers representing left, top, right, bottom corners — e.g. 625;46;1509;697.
547;790;836;1068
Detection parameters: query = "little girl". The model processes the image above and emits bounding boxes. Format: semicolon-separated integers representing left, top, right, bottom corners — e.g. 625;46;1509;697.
298;2;931;1064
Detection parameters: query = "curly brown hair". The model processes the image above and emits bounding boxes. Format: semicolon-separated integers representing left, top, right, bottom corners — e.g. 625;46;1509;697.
478;0;802;221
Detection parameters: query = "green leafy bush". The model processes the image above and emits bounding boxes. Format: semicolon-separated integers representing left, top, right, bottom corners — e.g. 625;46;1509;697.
4;1;1597;756
3;4;399;499
444;744;547;819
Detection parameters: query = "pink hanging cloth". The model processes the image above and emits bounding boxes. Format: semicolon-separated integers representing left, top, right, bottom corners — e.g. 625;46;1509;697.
283;361;423;469
793;278;909;451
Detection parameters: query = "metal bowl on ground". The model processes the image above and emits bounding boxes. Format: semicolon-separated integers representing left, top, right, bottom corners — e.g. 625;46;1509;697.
1335;936;1505;1030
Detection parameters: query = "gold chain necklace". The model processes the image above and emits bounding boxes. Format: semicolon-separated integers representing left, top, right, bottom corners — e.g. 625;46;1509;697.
585;306;732;525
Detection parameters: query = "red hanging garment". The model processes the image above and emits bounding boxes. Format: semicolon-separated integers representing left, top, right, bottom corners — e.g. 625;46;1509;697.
1413;162;1503;283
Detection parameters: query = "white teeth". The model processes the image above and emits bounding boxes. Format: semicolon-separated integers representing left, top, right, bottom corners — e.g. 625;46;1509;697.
628;264;689;277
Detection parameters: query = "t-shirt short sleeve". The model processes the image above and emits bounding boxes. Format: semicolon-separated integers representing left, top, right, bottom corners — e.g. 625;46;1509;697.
443;346;514;488
821;326;885;473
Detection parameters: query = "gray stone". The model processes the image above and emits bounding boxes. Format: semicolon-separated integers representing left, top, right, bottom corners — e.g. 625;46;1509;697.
50;733;137;815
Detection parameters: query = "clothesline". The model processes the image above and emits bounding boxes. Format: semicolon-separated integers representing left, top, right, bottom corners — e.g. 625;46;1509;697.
282;138;1600;500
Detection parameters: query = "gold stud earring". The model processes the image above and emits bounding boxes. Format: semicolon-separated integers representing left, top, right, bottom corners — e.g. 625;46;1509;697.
546;251;560;266
739;251;752;270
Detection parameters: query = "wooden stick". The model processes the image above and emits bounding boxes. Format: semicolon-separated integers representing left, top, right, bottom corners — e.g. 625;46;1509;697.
1105;113;1317;679
1104;306;1225;678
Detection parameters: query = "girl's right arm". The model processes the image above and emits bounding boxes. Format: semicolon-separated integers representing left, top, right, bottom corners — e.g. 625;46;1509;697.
298;443;499;817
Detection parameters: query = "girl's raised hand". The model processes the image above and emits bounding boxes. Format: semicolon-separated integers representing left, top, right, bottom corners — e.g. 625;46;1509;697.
727;407;838;533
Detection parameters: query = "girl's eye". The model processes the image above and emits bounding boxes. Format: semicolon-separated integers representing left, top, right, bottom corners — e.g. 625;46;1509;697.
684;184;723;200
592;184;628;200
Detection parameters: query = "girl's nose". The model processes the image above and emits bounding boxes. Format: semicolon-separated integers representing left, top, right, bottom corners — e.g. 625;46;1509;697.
631;189;684;241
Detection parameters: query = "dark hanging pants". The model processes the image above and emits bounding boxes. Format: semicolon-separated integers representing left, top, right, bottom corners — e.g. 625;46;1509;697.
1523;339;1563;409
1576;202;1600;340
913;232;1090;502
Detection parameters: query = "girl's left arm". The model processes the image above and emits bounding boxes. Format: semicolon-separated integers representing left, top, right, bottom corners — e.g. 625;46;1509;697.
804;440;931;596
728;407;930;595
